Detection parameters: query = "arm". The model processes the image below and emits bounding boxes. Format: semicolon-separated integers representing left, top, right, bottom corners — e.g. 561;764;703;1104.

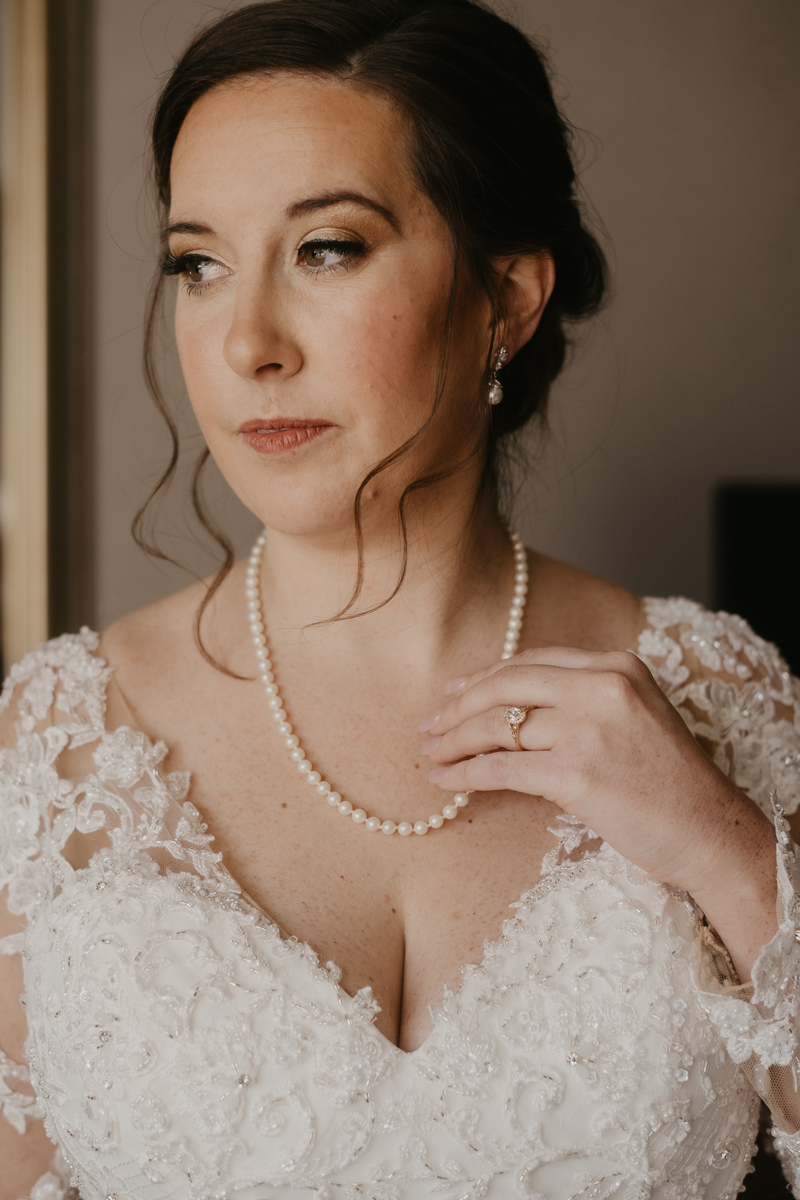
0;687;68;1200
0;900;62;1200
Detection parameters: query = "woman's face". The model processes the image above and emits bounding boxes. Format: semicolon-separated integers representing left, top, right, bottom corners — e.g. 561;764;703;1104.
168;74;494;539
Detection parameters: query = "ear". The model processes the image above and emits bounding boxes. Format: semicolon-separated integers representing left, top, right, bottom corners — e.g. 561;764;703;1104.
494;252;555;359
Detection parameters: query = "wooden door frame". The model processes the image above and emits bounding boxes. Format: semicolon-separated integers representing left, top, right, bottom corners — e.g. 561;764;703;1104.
1;0;95;672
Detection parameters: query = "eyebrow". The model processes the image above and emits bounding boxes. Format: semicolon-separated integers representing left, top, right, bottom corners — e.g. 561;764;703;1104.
164;220;215;240
164;192;399;242
286;191;399;230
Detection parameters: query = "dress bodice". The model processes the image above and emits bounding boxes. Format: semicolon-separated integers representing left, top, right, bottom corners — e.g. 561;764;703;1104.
3;598;800;1199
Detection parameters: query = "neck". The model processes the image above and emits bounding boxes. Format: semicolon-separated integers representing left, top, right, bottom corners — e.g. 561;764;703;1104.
255;490;514;673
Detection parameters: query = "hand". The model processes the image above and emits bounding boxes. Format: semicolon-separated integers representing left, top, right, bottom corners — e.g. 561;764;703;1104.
420;646;771;898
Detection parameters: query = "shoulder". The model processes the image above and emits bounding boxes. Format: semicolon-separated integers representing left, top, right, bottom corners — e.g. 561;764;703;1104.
523;552;645;652
99;578;204;679
638;596;800;819
97;566;250;737
0;628;111;734
638;596;795;692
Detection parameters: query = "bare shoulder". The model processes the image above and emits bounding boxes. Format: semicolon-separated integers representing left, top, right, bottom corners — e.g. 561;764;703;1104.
97;565;252;738
99;579;205;680
523;551;645;653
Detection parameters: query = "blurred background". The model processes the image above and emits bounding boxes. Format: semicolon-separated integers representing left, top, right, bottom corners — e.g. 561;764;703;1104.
2;0;799;674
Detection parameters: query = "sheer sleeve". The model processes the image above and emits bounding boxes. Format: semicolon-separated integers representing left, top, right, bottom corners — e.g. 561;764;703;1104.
0;631;110;1200
639;598;800;1188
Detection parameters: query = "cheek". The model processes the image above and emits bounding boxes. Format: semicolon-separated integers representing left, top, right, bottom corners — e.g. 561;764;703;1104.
174;303;228;413
312;276;449;430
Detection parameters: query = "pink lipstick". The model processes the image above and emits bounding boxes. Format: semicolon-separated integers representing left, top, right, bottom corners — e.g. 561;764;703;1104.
239;418;333;456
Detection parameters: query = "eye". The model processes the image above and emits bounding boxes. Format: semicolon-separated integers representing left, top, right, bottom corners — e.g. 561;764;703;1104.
161;250;229;294
298;239;364;273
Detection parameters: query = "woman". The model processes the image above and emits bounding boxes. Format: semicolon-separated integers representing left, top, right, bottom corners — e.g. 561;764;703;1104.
2;1;800;1196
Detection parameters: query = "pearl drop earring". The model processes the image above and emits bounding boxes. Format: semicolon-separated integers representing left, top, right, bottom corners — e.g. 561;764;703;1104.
488;345;508;405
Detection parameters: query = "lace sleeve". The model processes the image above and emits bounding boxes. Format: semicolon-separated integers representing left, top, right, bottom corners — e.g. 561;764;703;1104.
0;631;108;1200
640;598;800;1188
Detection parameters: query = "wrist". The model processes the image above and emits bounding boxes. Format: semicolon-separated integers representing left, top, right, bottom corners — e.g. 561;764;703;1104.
684;787;778;982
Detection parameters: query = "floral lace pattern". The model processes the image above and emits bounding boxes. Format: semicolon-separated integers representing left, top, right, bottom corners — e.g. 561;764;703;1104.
0;604;799;1199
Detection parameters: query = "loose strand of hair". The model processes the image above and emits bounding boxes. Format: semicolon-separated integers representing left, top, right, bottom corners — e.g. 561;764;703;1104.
132;272;184;568
189;447;250;680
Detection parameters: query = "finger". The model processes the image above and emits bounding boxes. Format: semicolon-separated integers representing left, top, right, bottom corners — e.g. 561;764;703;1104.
423;705;559;763
424;661;575;737
428;747;561;799
442;646;645;699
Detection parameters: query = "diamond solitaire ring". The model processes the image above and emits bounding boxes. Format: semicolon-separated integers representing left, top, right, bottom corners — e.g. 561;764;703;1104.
504;705;532;751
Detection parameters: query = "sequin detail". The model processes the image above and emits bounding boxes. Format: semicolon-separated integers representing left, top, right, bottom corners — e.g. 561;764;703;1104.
0;606;799;1199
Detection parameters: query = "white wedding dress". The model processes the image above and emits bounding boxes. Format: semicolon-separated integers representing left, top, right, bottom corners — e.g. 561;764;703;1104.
3;597;800;1200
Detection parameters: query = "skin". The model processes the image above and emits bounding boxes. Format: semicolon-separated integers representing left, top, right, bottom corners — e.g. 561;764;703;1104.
0;72;789;1193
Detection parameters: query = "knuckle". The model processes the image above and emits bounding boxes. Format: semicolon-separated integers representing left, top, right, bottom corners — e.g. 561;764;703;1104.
599;670;635;706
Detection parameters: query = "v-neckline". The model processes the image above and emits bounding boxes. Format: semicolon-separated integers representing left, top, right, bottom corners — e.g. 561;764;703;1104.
87;628;652;1057
182;803;598;1057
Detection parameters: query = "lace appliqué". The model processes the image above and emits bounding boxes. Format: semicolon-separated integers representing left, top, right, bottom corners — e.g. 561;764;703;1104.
640;598;800;821
1;609;799;1199
0;1045;42;1133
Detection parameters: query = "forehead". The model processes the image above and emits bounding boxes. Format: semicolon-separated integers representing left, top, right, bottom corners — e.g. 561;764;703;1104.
169;73;417;219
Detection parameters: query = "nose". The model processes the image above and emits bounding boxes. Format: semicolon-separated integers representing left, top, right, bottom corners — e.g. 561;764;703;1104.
223;280;301;381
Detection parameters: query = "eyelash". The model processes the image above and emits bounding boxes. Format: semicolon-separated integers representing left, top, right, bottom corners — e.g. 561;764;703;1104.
160;238;366;295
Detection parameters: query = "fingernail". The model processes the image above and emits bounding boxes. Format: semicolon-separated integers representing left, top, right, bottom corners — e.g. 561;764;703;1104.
428;766;450;783
419;708;441;733
444;676;468;695
419;736;441;756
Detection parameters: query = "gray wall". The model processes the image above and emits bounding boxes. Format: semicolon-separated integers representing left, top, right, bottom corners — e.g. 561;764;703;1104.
93;0;800;630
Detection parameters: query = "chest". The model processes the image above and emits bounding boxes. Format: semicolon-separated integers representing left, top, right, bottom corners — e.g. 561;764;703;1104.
110;670;564;1050
23;839;755;1199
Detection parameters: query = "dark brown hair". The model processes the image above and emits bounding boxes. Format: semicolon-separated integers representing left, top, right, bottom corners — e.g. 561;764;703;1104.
137;0;607;663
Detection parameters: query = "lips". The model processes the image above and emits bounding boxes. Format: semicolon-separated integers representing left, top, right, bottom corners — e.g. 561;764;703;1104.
238;418;333;456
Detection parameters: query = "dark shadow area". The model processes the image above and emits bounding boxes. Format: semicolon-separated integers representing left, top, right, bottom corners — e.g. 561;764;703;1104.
47;0;96;636
714;482;800;675
741;1104;793;1198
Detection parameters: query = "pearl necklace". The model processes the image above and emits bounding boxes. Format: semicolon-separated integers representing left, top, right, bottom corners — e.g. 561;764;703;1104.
246;527;529;836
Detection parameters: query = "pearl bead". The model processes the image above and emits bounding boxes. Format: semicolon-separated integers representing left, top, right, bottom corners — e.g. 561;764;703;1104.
285;735;299;749
297;759;312;774
454;792;470;807
366;817;382;831
397;821;413;837
413;821;428;835
328;792;342;806
352;808;367;823
508;617;522;632
316;780;331;794
306;771;321;786
264;684;278;698
272;709;287;722
381;820;397;835
428;813;444;829
442;805;458;820
278;722;292;736
290;747;305;761
338;800;353;815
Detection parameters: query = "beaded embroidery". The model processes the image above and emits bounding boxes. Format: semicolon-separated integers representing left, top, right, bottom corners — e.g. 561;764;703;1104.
1;603;799;1199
